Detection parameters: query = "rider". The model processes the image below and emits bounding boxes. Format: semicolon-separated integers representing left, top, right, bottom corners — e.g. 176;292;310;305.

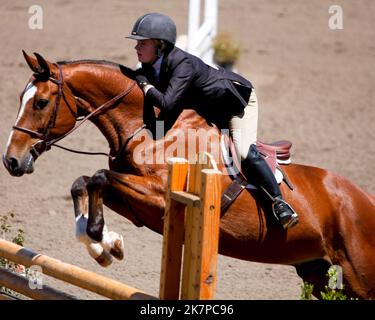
126;12;299;229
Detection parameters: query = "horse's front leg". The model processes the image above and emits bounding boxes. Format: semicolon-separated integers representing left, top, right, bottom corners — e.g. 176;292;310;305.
72;169;165;267
86;169;126;260
71;173;124;267
86;168;166;239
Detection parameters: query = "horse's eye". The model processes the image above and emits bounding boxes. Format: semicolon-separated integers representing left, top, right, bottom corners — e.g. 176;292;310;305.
35;99;49;110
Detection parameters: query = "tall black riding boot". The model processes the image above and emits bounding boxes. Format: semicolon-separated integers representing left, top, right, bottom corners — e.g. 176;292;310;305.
242;144;299;229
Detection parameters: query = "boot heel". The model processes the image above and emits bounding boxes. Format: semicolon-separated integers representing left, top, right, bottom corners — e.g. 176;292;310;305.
281;213;299;229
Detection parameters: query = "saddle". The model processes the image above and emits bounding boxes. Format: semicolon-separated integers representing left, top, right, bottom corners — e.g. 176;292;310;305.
256;140;292;173
220;135;293;215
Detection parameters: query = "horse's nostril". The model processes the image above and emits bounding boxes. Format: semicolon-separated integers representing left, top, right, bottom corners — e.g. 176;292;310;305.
8;157;20;172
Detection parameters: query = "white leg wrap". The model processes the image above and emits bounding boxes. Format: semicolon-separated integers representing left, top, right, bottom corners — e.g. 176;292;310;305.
75;214;123;262
101;230;124;254
75;214;105;259
85;242;105;259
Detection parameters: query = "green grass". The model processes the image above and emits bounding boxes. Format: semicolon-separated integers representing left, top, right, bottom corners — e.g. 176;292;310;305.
300;266;358;300
0;212;28;298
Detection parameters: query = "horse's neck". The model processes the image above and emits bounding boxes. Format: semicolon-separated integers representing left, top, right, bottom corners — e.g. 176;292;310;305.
65;63;144;156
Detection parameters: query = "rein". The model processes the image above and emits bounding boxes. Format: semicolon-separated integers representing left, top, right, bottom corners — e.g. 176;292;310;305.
52;123;146;160
13;63;142;161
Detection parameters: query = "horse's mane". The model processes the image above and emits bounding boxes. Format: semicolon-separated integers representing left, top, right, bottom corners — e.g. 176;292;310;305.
57;59;121;68
56;59;136;79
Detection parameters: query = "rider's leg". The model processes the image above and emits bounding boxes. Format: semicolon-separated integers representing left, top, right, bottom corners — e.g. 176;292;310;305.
242;144;299;229
229;89;299;229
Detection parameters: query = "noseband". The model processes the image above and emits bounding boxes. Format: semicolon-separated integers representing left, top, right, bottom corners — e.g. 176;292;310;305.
12;64;138;160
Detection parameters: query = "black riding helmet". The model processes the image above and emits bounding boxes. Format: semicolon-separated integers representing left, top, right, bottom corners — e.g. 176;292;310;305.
126;12;177;45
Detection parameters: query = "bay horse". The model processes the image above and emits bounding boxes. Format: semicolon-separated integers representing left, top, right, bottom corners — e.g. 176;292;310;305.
3;52;375;299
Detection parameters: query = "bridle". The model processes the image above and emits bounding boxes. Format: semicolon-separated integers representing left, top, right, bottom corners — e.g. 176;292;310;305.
13;65;65;147
12;63;141;160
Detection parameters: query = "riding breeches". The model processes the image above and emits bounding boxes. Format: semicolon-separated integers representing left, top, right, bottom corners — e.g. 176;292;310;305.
229;89;259;161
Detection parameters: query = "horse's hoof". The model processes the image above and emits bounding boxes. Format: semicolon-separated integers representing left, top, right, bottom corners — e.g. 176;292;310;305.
110;236;125;260
94;250;113;267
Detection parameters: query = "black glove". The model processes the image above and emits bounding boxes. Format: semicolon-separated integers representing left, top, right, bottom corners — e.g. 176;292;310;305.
135;74;150;89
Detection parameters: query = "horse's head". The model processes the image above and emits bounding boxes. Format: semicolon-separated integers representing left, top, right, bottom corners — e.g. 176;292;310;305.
3;51;78;176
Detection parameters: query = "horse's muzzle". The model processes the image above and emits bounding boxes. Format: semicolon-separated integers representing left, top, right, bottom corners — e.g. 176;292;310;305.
2;152;34;177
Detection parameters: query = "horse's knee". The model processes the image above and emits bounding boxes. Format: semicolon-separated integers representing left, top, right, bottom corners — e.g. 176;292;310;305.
71;176;90;197
71;176;91;218
87;169;109;192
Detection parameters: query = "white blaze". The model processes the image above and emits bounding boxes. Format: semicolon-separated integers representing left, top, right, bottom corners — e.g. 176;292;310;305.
5;83;37;151
17;83;37;123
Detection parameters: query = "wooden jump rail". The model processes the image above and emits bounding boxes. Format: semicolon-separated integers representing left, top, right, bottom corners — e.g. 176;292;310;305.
0;152;221;300
0;238;156;300
159;153;222;300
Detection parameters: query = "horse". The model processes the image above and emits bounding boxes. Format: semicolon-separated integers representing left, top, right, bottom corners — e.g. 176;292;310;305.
3;51;375;299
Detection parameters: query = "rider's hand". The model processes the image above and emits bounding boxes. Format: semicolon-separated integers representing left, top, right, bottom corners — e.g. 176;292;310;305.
135;74;150;89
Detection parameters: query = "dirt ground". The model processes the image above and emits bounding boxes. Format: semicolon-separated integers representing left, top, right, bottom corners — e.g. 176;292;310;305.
0;0;374;300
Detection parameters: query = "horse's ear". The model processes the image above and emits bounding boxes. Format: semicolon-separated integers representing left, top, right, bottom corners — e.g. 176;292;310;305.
22;50;52;79
22;50;40;73
33;52;51;78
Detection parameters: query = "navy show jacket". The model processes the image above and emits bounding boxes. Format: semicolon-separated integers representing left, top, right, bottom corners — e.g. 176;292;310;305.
141;46;253;126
